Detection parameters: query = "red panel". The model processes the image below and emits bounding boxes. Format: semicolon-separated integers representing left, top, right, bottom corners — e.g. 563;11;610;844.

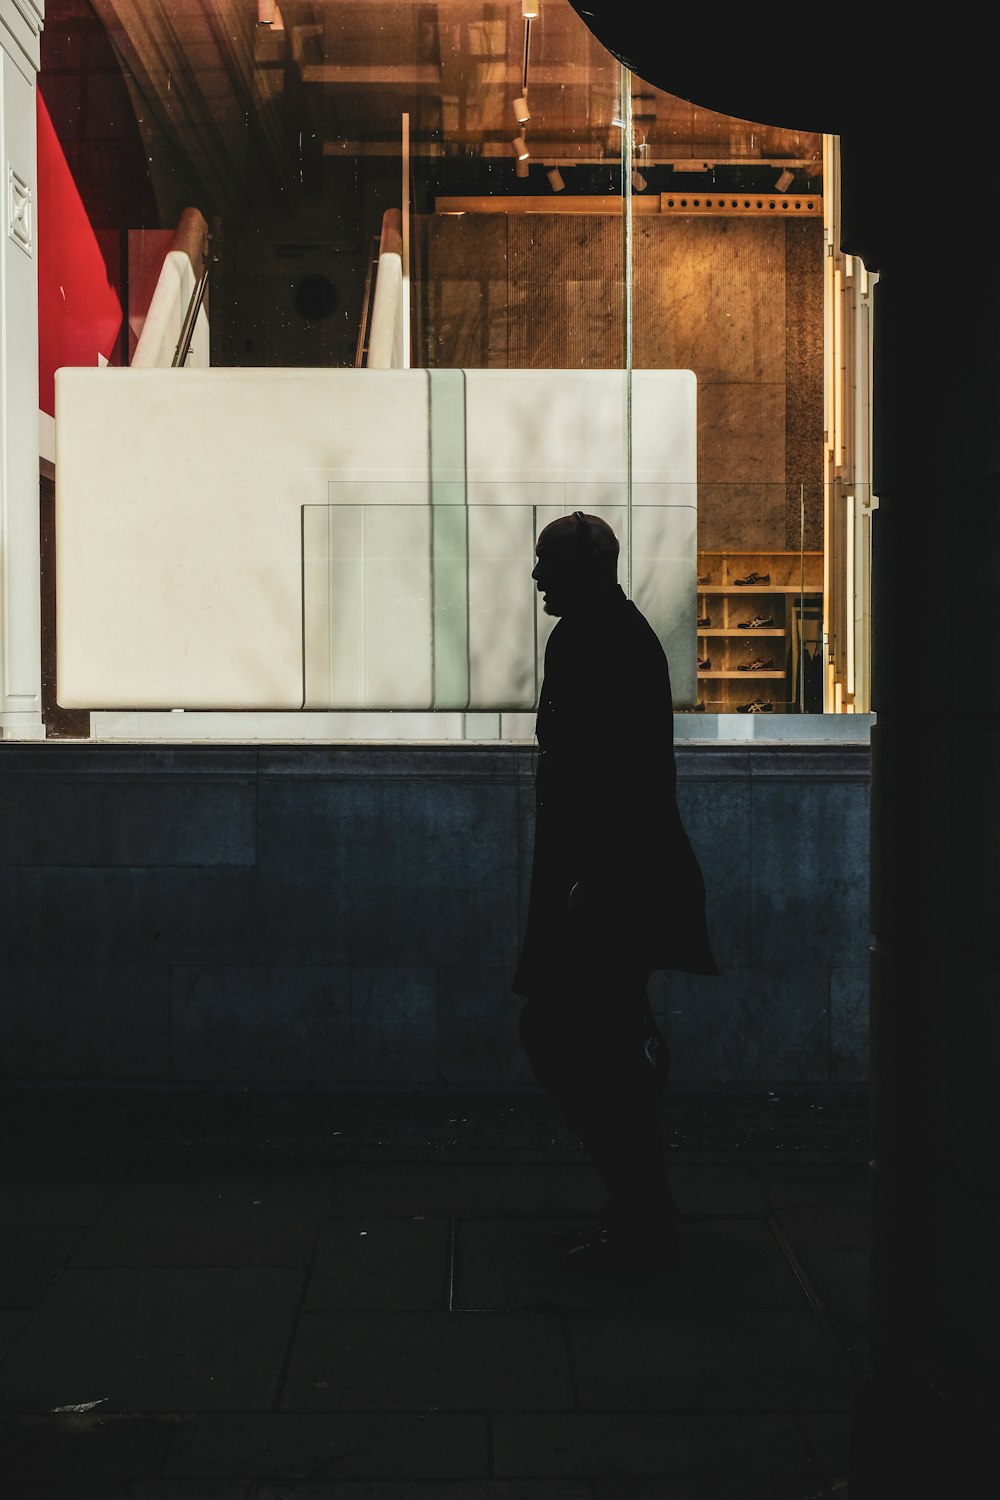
36;86;124;415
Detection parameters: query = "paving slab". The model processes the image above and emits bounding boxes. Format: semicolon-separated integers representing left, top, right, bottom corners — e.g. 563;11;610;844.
566;1309;857;1411
73;1162;334;1268
0;1087;870;1160
770;1204;870;1250
541;1163;607;1217
279;1310;573;1412
492;1412;817;1478
453;1218;635;1313
0;1086;870;1495
542;1161;772;1219
0;1489;249;1500
22;1482;254;1494
790;1247;871;1326
304;1216;450;1311
796;1410;854;1480
627;1219;814;1312
665;1165;770;1216
163;1411;489;1479
0;1306;31;1358
132;1486;251;1500
0;1267;305;1411
0;1222;86;1305
0;1164;120;1225
451;1217;815;1317
0;1411;184;1477
591;1482;835;1499
329;1162;550;1216
254;1485;593;1500
749;1164;870;1210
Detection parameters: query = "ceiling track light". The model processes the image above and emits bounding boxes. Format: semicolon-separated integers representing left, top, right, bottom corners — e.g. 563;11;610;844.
515;156;530;178
522;1;539;17
512;135;529;161
775;167;795;192
513;95;530;124
631;168;647;192
546;166;565;192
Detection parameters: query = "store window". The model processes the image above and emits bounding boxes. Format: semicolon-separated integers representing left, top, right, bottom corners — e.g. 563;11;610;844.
37;0;874;739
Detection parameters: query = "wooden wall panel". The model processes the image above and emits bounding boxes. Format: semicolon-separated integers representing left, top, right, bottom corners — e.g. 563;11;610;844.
507;216;623;369
415;212;823;553
415;215;510;368
784;220;825;551
634;217;785;383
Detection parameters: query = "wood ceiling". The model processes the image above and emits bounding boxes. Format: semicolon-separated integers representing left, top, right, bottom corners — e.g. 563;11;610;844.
87;1;823;215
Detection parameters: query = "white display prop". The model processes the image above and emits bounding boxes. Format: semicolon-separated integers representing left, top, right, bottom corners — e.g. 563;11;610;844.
55;367;697;710
130;249;209;369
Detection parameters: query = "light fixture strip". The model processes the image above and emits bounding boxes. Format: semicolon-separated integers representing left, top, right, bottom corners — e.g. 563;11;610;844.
521;15;531;96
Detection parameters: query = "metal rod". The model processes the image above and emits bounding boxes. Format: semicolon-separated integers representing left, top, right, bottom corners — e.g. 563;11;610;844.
172;255;213;368
354;234;380;367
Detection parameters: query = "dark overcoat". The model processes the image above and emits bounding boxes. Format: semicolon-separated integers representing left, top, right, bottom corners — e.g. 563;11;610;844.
512;585;718;998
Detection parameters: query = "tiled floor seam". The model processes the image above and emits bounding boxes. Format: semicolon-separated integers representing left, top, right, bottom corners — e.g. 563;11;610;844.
0;1173;130;1376
447;1213;458;1310
792;1409;847;1496
765;1212;827;1311
266;1166;341;1412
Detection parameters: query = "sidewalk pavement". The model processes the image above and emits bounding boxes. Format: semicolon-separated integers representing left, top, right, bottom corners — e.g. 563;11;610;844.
0;1084;870;1499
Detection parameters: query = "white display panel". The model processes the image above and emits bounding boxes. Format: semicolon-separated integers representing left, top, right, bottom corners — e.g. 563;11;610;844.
55;367;697;710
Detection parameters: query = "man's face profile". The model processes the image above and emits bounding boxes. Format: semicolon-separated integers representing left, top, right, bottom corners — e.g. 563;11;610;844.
531;515;617;616
531;531;577;616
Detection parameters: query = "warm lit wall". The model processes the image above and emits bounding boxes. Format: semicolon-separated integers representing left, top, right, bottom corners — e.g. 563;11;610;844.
416;212;824;552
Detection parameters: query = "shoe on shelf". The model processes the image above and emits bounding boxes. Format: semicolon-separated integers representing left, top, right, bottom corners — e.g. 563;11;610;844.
736;697;773;713
737;657;775;671
697;657;711;671
733;571;771;585
737;614;774;629
696;615;711;628
697;573;711;585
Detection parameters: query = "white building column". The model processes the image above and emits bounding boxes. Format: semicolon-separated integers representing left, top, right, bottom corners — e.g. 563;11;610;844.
0;0;44;739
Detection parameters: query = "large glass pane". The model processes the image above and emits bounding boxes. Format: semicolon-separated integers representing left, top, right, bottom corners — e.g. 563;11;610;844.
38;2;856;734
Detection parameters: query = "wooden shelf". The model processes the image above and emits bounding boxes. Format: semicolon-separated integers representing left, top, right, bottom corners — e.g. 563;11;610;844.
697;628;784;637
699;670;785;680
697;550;822;711
698;585;823;595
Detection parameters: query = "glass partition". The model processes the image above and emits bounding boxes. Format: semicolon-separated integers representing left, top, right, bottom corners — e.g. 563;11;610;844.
37;1;869;737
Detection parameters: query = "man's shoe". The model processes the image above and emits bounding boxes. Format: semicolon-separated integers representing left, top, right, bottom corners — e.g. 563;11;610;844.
733;571;771;586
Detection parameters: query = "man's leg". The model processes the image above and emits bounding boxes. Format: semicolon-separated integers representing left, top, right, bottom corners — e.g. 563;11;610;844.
520;972;678;1267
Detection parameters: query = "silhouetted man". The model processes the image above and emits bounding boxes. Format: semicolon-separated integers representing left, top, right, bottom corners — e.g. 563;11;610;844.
513;511;718;1274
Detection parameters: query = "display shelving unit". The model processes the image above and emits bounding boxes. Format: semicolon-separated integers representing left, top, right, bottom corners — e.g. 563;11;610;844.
695;550;823;712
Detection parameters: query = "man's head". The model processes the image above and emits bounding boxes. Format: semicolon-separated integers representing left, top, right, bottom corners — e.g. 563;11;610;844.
531;512;620;616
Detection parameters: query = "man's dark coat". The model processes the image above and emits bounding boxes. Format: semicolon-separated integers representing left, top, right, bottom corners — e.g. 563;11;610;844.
512;585;718;997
